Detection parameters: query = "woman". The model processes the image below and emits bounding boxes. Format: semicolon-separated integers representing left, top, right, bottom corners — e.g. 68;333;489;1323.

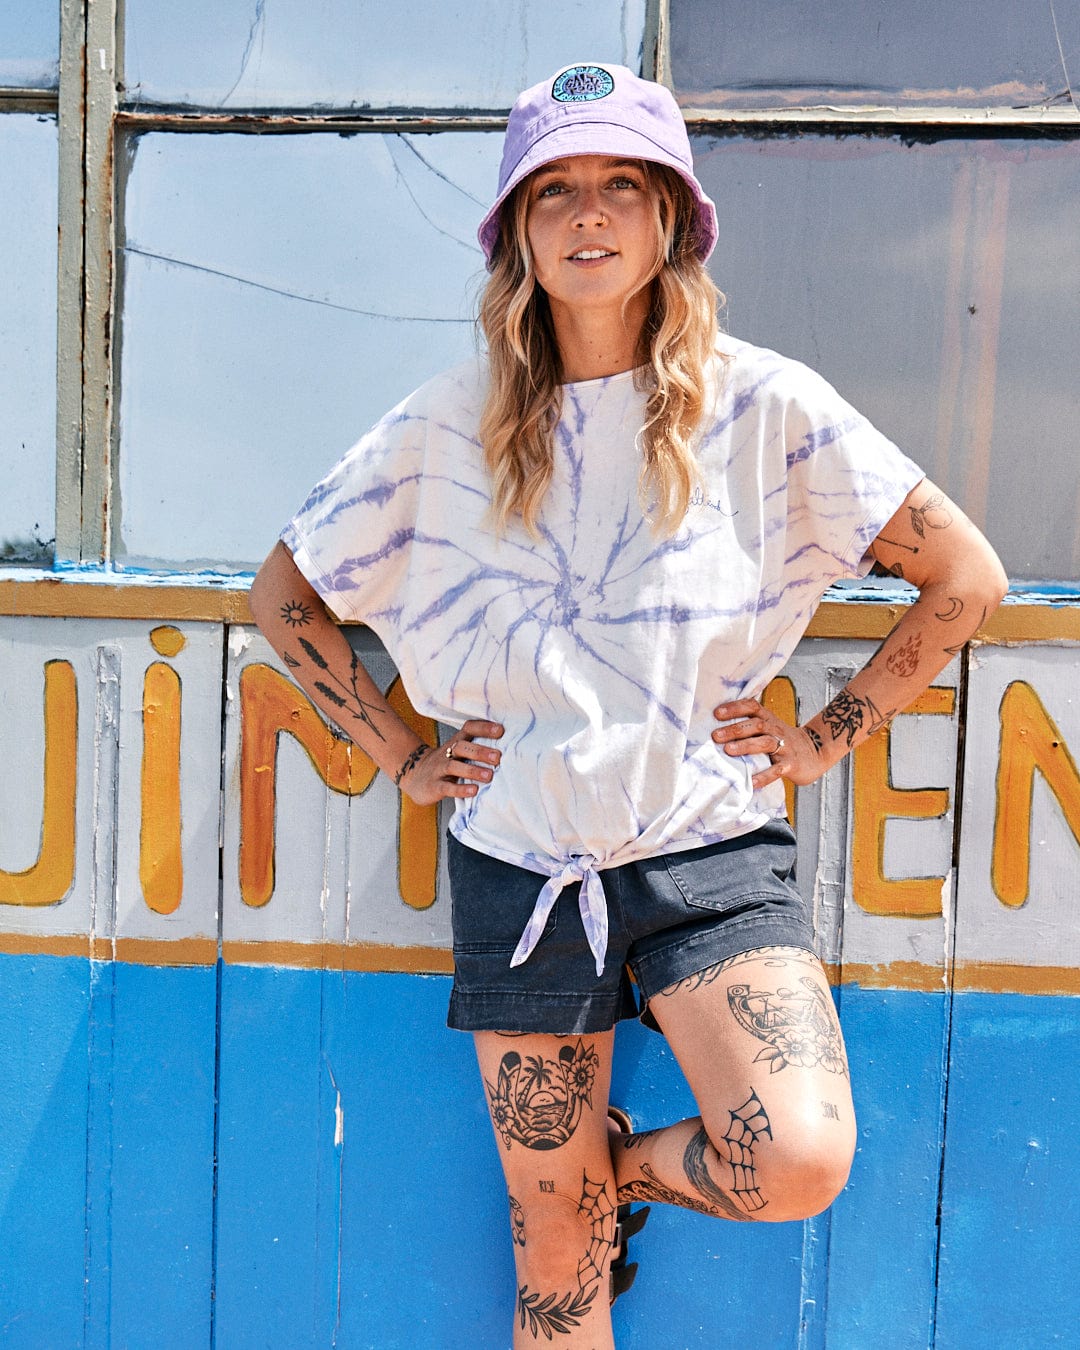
250;63;1007;1348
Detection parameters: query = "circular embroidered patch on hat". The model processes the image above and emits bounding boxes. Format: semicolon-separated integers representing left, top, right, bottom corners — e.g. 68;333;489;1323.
551;65;614;102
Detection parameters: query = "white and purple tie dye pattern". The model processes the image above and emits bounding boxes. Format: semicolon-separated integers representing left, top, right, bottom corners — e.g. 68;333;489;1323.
282;336;924;973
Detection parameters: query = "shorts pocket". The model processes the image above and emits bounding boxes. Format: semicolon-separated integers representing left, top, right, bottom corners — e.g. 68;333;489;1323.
661;821;801;914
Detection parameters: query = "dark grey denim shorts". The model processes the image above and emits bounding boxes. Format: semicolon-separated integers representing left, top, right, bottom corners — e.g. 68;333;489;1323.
446;818;816;1035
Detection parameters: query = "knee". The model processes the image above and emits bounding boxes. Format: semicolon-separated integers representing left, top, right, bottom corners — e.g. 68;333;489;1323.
754;1127;855;1222
510;1193;605;1286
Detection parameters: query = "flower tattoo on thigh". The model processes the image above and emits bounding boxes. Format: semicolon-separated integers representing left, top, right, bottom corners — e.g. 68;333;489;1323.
486;1039;599;1150
727;977;848;1076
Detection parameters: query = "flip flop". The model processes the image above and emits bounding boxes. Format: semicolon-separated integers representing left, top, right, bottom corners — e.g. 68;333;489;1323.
607;1106;651;1304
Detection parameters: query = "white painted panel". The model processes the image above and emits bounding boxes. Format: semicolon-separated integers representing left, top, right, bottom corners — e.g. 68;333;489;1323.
222;627;454;951
773;639;959;975
113;622;223;943
123;0;646;108
955;642;1080;968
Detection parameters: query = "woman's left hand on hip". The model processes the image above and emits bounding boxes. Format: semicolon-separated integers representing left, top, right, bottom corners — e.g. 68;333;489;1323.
712;698;822;790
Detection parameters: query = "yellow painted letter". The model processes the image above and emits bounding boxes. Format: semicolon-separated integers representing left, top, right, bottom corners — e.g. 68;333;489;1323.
0;660;78;906
993;680;1080;907
851;686;956;918
239;664;438;910
141;662;184;914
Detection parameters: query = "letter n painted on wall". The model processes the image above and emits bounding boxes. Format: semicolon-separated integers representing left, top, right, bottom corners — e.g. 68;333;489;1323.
238;663;438;911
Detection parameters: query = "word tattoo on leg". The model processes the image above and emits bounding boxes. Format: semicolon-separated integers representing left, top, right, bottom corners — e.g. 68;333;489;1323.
516;1170;613;1339
821;1100;840;1121
538;1179;555;1193
486;1039;599;1151
728;977;848;1076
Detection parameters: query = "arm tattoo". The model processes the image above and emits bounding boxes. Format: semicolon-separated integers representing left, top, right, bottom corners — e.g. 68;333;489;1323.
885;630;922;677
934;596;964;622
821;689;892;745
805;725;823;754
279;598;313;627
485;1039;598;1151
393;743;427;786
728;976;848;1077
297;637;387;742
909;492;953;537
944;604;987;656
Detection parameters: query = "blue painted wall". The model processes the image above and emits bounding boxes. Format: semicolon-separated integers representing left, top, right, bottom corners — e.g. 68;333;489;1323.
2;957;1077;1348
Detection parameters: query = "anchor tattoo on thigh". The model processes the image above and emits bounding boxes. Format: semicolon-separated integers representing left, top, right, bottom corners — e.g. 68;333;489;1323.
727;977;848;1076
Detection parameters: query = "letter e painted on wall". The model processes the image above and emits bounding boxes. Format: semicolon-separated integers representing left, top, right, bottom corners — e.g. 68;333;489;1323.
993;680;1080;907
851;686;956;918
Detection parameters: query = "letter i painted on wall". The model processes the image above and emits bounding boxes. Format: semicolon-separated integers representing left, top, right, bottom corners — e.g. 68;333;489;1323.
140;627;185;914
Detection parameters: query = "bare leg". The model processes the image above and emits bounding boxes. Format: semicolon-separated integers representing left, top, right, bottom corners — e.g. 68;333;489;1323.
475;1029;618;1349
611;947;856;1223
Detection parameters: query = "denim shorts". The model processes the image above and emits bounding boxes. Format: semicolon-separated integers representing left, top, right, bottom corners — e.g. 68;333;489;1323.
446;818;817;1035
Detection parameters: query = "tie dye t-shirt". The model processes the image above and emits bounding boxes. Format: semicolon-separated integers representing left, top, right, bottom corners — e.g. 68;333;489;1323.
282;336;924;974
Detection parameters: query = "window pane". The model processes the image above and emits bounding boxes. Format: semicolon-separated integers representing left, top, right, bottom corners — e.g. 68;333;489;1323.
116;130;499;570
694;133;1080;582
0;7;59;88
122;0;646;109
672;0;1079;109
0;115;56;564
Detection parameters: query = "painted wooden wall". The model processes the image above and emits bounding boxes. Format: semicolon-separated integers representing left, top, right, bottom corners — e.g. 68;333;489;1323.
1;586;1078;1348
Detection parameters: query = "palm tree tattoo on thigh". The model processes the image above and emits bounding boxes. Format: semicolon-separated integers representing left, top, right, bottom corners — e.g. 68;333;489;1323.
486;1039;599;1150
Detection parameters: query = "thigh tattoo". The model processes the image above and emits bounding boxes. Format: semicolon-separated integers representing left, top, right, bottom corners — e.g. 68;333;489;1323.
486;1039;600;1151
727;976;848;1076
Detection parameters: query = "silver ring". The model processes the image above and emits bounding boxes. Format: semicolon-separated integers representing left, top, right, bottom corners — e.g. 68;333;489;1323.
444;744;454;760
775;736;785;752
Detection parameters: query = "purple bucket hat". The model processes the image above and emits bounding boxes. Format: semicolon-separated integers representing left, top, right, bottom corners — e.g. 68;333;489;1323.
477;62;718;265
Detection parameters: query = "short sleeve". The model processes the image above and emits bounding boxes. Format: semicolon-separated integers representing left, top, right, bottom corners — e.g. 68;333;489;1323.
781;364;925;582
280;399;423;629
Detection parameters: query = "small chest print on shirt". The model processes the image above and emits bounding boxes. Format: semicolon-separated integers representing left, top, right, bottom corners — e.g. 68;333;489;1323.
688;486;737;516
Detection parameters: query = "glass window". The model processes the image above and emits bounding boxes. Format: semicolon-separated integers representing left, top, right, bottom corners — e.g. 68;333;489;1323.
0;115;57;563
671;0;1079;109
694;133;1080;582
122;0;646;109
0;7;59;88
116;129;500;569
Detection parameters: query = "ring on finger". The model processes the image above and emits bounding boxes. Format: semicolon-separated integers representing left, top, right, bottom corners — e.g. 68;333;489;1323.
771;735;785;757
444;743;454;760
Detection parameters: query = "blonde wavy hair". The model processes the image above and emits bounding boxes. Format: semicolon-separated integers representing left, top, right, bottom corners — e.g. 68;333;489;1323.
478;161;721;537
